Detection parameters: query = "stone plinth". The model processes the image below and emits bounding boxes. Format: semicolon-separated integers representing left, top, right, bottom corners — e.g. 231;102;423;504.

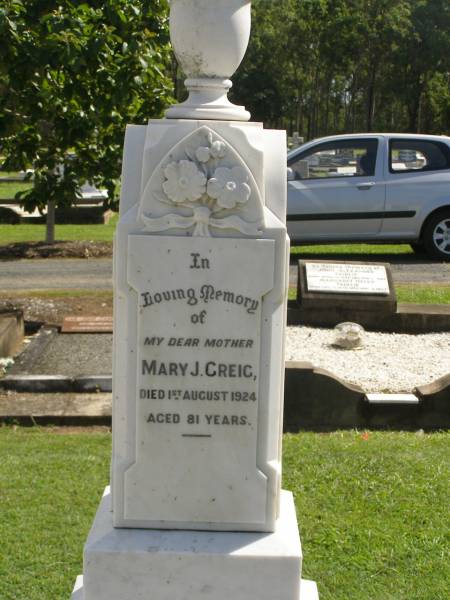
71;488;319;600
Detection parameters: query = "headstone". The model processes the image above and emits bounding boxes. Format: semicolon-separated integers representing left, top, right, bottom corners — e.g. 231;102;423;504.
306;262;390;295
70;2;318;599
298;259;397;313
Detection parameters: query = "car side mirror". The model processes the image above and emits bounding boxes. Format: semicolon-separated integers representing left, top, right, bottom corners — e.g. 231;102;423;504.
287;167;295;181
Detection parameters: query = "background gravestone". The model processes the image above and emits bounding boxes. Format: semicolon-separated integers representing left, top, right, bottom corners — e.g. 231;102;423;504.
298;260;396;313
70;1;318;598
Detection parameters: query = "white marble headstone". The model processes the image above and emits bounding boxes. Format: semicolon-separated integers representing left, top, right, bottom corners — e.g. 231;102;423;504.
70;2;320;596
112;119;287;532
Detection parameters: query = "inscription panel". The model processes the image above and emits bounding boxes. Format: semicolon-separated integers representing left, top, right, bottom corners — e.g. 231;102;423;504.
61;316;113;333
306;262;390;295
123;235;276;527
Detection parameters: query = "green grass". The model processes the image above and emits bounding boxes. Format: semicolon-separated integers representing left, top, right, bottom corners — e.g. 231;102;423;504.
0;181;32;200
0;171;26;178
288;284;450;304
0;230;415;252
0;214;118;244
291;243;414;256
284;431;449;600
0;428;448;600
0;427;111;600
396;284;450;304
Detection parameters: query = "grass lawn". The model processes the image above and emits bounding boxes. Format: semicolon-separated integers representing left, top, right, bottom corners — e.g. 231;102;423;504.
394;284;450;304
284;431;449;600
0;181;32;200
0;215;118;244
288;284;450;304
0;428;448;600
291;243;414;256
0;226;413;252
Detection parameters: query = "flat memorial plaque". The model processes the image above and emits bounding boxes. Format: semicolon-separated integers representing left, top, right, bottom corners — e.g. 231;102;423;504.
305;262;390;295
61;316;113;333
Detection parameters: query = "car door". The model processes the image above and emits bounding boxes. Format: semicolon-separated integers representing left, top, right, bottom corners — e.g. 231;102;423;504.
383;137;450;239
287;137;386;241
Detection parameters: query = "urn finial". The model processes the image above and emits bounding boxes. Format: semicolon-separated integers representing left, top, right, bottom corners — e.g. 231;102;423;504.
165;0;251;121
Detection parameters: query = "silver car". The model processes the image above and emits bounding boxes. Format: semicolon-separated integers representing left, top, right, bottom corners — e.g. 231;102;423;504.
287;133;450;260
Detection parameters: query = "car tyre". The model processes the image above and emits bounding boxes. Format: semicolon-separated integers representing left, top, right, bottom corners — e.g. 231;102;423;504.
423;210;450;261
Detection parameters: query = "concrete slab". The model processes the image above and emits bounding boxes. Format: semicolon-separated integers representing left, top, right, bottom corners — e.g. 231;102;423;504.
288;300;450;333
0;310;24;357
0;392;112;417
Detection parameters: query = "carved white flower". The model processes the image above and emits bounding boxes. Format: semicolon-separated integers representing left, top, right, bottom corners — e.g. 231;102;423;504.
210;140;227;159
207;166;251;209
195;147;211;163
195;140;227;163
162;160;206;203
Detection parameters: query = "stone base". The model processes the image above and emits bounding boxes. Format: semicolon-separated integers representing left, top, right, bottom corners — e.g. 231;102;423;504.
71;576;319;599
70;488;319;600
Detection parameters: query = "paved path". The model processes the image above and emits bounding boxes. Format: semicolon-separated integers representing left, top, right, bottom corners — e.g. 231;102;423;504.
0;255;448;290
0;258;112;290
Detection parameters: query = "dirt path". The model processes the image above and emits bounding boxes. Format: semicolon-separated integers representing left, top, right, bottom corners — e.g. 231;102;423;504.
1;255;448;292
0;258;112;290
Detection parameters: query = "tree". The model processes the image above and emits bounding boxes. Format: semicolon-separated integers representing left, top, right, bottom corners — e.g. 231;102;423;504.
392;0;450;132
233;0;449;138
0;0;173;242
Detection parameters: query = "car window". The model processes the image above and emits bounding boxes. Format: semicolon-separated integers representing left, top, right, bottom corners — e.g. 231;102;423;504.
288;139;378;180
390;139;450;173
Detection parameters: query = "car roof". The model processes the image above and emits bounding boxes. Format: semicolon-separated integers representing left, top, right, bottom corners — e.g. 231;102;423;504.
288;132;450;157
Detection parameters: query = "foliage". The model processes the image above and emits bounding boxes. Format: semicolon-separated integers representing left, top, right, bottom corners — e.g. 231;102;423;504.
0;428;448;599
0;1;173;215
232;0;450;136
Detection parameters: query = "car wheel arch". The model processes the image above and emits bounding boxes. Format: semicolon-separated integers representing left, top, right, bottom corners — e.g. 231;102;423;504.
420;205;450;260
419;205;450;240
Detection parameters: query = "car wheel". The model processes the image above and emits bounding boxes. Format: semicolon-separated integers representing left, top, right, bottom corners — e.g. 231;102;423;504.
423;211;450;261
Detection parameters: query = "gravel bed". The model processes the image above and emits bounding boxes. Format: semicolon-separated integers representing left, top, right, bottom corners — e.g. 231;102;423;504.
26;334;113;376
285;326;450;393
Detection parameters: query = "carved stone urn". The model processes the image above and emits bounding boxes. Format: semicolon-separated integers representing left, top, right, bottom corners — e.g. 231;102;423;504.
166;0;251;121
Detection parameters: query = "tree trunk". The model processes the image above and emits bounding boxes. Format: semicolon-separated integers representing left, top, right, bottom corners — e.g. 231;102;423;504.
408;77;425;132
46;200;55;244
366;64;377;132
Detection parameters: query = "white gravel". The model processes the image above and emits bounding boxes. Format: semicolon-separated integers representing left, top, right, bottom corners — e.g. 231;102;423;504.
285;326;450;392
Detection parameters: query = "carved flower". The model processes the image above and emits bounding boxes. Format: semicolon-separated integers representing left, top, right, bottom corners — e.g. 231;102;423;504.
207;166;251;209
162;160;206;203
195;141;227;163
210;141;227;159
195;147;211;163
